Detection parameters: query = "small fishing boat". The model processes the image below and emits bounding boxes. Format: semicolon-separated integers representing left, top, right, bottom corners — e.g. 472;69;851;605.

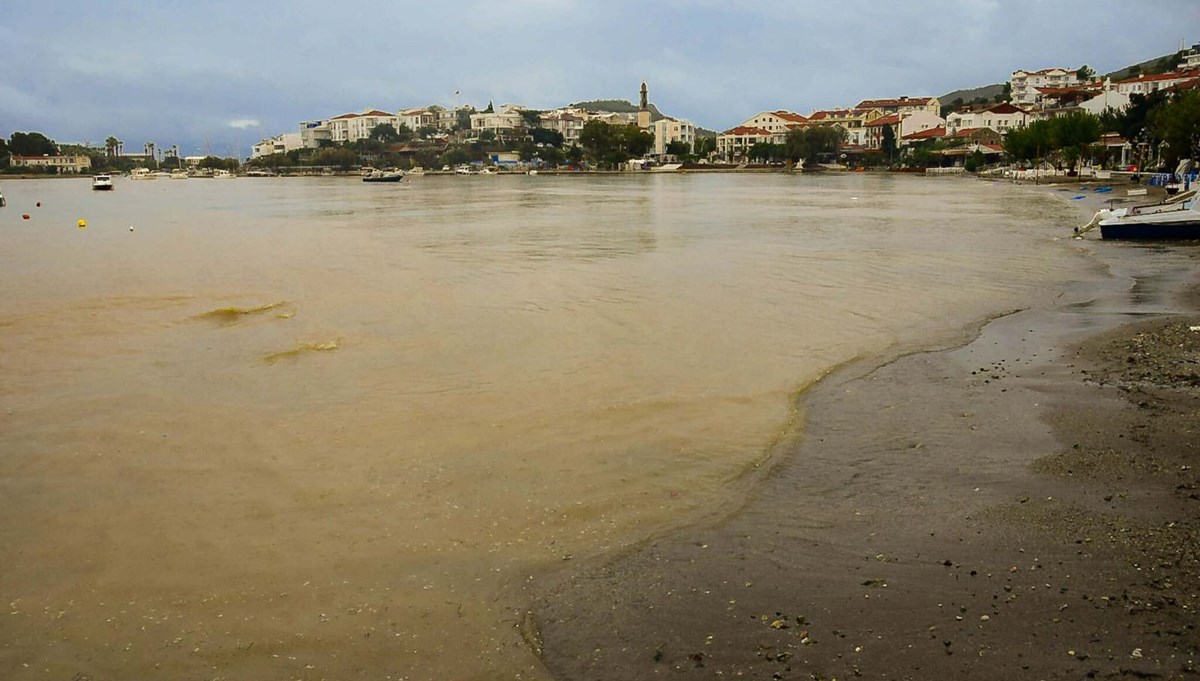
129;167;155;180
92;174;115;191
362;169;405;183
1078;189;1200;240
212;169;235;179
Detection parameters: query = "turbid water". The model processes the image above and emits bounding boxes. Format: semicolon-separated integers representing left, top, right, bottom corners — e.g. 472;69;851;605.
0;173;1092;680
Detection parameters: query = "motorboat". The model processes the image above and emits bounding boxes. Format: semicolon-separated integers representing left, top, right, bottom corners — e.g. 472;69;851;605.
169;169;189;180
0;185;6;207
1078;189;1200;240
362;169;405;183
92;174;115;191
212;169;235;179
129;168;155;180
454;166;475;175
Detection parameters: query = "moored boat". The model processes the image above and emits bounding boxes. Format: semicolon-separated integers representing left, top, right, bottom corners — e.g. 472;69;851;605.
362;169;405;183
92;174;115;191
129;168;155;180
1079;189;1200;240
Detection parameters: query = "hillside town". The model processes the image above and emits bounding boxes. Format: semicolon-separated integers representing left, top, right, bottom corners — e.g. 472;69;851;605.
3;42;1199;177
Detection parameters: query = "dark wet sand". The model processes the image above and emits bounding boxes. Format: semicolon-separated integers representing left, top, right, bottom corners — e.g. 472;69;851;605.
528;215;1200;679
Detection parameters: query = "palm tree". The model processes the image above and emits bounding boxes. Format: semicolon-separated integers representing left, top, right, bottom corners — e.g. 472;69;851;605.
105;136;118;157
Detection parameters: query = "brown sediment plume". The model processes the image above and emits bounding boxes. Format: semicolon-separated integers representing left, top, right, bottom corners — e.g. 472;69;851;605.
263;339;340;364
196;301;289;323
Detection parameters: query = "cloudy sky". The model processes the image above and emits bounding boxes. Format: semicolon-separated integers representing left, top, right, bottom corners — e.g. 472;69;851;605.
2;0;1196;156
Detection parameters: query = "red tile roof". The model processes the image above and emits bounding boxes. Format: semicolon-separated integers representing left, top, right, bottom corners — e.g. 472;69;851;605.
903;126;946;140
865;114;901;127
721;126;773;136
1116;69;1200;85
855;97;936;109
771;110;809;123
984;102;1030;114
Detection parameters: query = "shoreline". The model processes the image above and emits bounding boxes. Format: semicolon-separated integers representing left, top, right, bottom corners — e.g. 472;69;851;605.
525;187;1200;679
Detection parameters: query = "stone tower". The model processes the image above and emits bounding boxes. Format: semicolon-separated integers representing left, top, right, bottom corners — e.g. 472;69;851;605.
637;82;651;130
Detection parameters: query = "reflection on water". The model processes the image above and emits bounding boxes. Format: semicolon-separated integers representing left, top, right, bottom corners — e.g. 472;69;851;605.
0;174;1093;680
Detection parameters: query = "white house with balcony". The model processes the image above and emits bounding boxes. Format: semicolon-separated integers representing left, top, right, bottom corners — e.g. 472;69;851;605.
649;117;697;159
1010;67;1084;106
325;109;401;144
855;97;940;116
298;119;332;148
1114;70;1200;96
251;132;303;158
716;126;774;161
738;110;809;135
946;102;1030;137
469;105;528;140
539;110;587;146
398;108;436;132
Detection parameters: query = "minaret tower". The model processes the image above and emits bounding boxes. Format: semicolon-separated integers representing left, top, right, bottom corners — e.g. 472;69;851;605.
637;81;651;129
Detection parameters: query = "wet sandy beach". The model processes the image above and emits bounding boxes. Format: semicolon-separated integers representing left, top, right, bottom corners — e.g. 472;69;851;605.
530;188;1200;680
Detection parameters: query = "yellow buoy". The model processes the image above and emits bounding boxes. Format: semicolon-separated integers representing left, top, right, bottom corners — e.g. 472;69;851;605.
77;219;87;229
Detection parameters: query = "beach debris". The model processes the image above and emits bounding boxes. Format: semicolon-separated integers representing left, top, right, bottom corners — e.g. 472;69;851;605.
1131;648;1143;658
861;579;887;588
1189;326;1200;332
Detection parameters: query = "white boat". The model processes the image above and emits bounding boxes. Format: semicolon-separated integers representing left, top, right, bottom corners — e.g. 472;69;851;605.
478;167;497;175
362;169;406;183
454;166;475;175
0;185;6;207
129;168;155;180
407;167;426;176
92;174;115;191
1078;189;1200;240
169;169;188;180
212;169;235;179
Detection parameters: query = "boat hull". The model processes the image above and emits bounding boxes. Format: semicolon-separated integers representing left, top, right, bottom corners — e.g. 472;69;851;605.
91;185;114;191
362;175;404;183
1099;221;1200;240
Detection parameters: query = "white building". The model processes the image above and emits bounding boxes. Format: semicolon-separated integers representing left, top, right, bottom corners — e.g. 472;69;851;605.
10;154;91;173
716;126;774;161
738;110;809;135
469;105;528;140
854;97;940;116
540;111;587;146
326;109;401;144
251;132;303;158
945;102;1030;136
1114;70;1200;96
649;117;697;159
399;108;436;132
1078;88;1132;115
299;119;333;148
1010;67;1084;106
1184;43;1200;70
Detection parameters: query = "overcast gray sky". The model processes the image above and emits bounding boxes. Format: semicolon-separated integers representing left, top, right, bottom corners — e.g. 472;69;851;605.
2;0;1196;156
